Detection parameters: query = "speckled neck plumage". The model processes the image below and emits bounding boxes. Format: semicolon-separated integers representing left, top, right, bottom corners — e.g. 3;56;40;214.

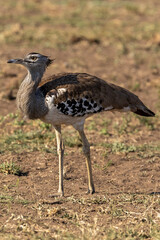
17;70;48;119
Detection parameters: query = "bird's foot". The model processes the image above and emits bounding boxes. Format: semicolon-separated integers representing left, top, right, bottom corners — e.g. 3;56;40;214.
87;186;95;194
49;190;64;198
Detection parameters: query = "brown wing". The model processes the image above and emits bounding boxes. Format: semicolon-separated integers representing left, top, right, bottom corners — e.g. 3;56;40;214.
39;73;155;117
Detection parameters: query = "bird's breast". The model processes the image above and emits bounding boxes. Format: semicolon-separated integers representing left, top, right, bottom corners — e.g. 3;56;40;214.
43;90;105;126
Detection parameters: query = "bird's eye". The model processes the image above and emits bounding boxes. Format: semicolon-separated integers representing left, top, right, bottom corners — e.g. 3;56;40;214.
30;56;38;61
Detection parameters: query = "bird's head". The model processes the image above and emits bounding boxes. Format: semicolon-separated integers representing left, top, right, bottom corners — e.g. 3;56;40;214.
7;52;54;70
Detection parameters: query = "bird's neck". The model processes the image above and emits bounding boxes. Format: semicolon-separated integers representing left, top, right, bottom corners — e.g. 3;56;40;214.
17;70;48;119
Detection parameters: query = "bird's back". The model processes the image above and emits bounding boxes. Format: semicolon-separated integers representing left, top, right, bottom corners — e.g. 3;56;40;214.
38;72;154;124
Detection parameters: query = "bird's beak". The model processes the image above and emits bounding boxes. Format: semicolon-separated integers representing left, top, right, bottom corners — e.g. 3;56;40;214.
7;58;23;64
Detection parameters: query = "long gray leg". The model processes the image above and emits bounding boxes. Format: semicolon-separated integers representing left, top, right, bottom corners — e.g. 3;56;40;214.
77;128;95;194
54;125;64;196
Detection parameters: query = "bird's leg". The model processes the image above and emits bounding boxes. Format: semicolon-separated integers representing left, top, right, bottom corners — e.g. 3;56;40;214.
54;125;64;197
78;129;95;194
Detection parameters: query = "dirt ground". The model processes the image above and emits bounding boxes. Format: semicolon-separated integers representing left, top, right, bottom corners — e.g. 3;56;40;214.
0;1;160;239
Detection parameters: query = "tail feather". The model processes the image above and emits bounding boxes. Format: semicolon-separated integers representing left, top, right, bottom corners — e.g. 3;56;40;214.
108;83;155;118
134;108;155;117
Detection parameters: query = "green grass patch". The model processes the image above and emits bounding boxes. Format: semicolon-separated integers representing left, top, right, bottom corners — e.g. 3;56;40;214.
134;114;156;130
0;129;56;154
0;161;22;176
102;142;160;156
65;135;82;148
0;114;56;154
0;194;33;205
102;142;137;154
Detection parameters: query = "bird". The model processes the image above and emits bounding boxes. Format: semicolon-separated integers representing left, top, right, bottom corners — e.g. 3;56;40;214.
7;52;155;196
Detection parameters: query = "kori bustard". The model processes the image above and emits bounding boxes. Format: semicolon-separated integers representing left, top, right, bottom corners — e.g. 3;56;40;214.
8;53;155;196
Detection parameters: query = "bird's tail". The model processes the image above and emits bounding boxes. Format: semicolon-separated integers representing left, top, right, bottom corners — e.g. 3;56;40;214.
121;86;155;117
104;82;155;117
134;106;155;117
